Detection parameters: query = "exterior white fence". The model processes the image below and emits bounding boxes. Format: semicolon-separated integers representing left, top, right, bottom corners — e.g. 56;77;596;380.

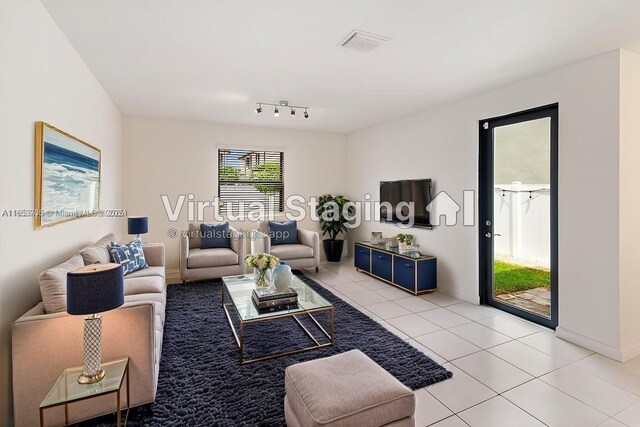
494;182;550;268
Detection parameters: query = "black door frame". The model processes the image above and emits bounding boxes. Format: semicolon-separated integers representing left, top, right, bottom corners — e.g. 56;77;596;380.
479;104;558;329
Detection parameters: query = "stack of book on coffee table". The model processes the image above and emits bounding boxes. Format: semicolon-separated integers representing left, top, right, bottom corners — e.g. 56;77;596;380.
252;287;298;313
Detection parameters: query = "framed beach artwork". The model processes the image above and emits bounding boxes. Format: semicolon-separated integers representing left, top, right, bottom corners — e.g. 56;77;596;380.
34;122;101;228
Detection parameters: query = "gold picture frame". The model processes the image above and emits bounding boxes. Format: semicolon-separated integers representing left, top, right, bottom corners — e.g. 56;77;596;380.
34;122;101;229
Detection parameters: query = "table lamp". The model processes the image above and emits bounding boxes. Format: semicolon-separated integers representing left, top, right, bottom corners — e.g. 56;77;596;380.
67;263;124;384
128;216;148;241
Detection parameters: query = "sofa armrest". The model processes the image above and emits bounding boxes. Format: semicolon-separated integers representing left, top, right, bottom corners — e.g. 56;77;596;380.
298;228;319;250
229;226;247;266
180;234;189;280
142;243;165;267
250;230;270;255
298;228;320;267
12;302;157;427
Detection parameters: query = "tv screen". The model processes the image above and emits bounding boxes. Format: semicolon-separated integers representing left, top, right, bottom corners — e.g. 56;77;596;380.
380;179;432;227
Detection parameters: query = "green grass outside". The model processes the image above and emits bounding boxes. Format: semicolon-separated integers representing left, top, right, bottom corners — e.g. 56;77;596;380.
494;260;550;296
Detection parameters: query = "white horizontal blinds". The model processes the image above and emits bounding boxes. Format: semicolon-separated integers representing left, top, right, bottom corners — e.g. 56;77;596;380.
218;149;284;212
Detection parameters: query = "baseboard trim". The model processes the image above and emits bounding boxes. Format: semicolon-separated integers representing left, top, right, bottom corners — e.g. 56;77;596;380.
436;285;480;305
621;340;640;362
556;326;625;362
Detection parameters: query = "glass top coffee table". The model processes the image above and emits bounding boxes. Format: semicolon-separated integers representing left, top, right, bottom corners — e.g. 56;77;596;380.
222;274;334;364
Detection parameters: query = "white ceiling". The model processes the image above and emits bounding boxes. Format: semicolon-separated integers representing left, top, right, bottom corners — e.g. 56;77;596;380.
41;0;640;134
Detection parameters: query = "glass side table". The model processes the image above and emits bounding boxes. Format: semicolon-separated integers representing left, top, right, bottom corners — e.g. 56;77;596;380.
39;357;130;427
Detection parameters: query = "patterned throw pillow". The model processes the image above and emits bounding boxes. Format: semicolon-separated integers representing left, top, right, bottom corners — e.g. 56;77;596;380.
109;240;148;275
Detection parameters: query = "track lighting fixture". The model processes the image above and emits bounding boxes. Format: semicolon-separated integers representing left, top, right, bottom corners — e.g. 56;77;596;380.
254;100;310;119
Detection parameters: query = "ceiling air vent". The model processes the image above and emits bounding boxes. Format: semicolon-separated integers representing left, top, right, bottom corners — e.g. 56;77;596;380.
339;30;391;53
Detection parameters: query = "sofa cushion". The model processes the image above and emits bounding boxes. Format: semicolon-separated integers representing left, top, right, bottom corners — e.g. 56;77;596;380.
109;239;148;275
269;220;299;245
79;233;116;265
125;266;165;280
187;247;239;268
285;350;415;427
123;275;165;295
39;254;85;314
200;222;231;249
270;244;313;260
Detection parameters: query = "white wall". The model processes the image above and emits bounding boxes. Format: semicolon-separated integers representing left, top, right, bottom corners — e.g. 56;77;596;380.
347;50;635;360
619;50;640;360
0;0;124;424
123;116;347;278
494;184;551;267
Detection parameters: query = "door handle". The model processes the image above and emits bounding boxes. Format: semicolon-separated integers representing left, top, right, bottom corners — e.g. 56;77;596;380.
485;232;492;238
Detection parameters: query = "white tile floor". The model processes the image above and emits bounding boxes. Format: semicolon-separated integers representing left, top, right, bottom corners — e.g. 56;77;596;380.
303;259;640;427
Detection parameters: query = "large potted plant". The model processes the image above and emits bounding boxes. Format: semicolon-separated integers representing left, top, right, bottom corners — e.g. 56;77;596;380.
316;194;355;262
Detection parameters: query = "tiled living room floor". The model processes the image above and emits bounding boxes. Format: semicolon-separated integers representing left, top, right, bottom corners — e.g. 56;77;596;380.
302;260;640;427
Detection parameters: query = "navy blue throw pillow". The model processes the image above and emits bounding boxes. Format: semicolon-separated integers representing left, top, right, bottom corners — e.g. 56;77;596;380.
109;240;148;275
200;223;231;249
269;220;299;245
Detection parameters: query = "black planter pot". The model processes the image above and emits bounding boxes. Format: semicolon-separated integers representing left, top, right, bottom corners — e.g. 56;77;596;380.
323;239;344;262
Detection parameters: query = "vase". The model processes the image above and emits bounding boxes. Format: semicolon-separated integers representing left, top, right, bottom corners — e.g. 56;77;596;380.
254;267;274;288
371;232;383;245
273;261;293;292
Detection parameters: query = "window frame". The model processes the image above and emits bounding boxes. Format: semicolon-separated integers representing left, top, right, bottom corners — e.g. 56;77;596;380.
217;148;285;214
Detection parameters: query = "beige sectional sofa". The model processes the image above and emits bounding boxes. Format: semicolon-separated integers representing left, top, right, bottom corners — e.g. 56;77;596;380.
11;233;166;427
180;223;246;282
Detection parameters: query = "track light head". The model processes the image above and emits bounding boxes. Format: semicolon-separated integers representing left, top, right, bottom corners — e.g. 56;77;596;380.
290;108;296;117
255;104;262;114
304;108;309;119
274;106;279;117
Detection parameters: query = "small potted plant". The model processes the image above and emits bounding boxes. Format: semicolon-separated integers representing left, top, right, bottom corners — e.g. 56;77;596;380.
245;253;280;287
397;233;407;250
404;234;414;247
397;233;414;251
317;194;355;262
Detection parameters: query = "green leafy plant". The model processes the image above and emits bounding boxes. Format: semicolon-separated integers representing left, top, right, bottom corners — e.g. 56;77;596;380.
316;194;355;240
396;233;406;243
404;234;414;245
219;165;240;181
250;162;281;194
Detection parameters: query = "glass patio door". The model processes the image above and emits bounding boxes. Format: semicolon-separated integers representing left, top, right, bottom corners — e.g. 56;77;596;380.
479;105;558;328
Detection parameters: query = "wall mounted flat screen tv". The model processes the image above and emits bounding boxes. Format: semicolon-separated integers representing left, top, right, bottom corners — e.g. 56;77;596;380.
380;179;433;228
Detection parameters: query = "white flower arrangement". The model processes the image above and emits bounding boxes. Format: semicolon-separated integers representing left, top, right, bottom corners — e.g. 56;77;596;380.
245;253;280;271
245;252;280;287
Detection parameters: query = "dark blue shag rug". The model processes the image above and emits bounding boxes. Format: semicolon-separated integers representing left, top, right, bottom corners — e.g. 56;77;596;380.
83;273;451;426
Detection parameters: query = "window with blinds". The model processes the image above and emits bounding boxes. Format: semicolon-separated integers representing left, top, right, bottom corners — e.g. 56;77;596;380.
218;149;284;213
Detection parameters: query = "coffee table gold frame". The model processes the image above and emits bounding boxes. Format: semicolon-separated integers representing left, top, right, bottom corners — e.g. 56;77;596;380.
222;286;334;364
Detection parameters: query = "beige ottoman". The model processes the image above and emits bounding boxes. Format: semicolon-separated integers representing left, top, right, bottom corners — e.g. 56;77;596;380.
284;350;416;427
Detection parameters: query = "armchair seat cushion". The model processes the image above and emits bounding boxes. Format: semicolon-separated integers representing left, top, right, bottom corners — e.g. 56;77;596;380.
270;244;314;260
187;247;239;269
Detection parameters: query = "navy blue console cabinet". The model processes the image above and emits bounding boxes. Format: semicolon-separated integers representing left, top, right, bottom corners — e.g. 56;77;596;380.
354;241;437;295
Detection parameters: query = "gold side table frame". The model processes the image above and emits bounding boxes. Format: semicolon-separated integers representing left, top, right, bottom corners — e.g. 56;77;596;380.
221;276;335;364
39;357;130;427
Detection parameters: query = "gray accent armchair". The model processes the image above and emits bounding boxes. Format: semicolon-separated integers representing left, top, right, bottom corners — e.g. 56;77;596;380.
257;221;320;272
180;223;246;282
